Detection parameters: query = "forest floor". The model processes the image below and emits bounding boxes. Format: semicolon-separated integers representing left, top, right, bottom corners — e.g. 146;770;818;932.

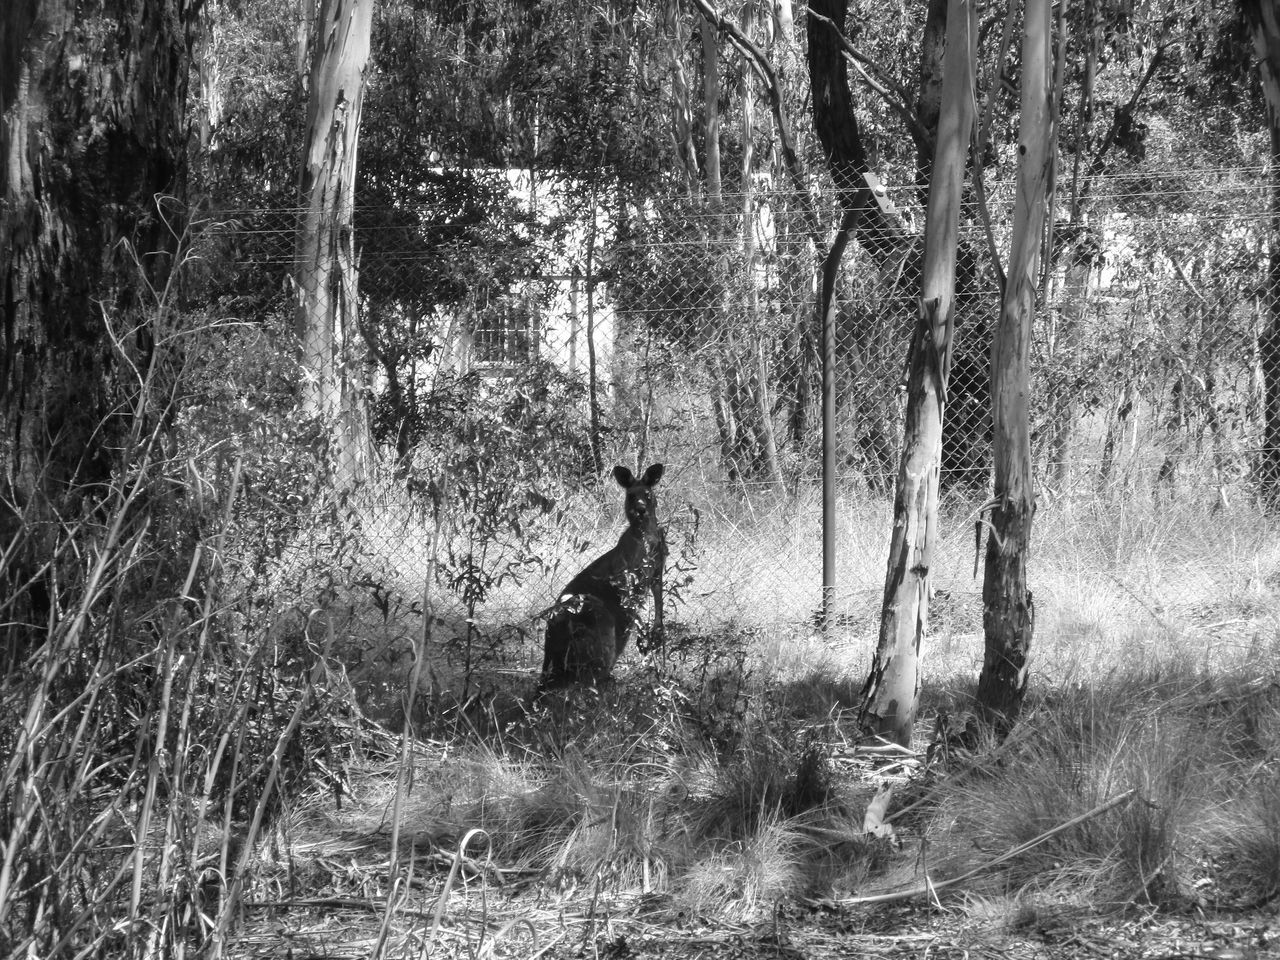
224;777;1280;960
220;621;1280;960
231;898;1277;959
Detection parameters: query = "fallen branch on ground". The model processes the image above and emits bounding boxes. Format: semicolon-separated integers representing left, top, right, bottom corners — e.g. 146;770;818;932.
812;787;1139;907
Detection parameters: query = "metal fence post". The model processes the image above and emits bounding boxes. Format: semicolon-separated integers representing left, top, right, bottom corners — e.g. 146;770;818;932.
822;244;837;636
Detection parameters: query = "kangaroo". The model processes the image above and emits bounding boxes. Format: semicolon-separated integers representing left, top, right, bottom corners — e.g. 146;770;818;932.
541;464;667;687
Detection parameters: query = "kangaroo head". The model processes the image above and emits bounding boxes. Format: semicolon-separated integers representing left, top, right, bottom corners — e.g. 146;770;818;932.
613;463;664;529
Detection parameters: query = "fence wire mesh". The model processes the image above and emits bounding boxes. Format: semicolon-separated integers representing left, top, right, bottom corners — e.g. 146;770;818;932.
202;165;1280;674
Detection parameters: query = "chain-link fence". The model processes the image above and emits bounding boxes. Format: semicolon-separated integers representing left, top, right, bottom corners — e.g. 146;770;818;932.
202;166;1280;674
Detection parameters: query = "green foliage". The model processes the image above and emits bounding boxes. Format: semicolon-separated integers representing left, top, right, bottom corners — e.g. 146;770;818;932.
406;362;595;680
201;0;306;204
611;200;739;348
0;284;369;954
361;0;674;180
355;168;548;462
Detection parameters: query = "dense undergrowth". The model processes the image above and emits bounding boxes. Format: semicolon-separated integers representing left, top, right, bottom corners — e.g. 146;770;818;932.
2;294;1279;959
342;642;1280;917
4;457;1279;959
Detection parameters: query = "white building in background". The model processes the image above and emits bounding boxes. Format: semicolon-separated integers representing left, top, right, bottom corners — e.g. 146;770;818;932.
407;168;618;382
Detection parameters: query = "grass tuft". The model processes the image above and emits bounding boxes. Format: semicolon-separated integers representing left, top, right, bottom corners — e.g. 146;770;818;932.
924;665;1280;909
677;815;806;921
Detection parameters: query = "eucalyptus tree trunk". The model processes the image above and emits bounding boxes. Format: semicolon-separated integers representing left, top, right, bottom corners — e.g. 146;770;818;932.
766;2;814;452
0;0;198;650
806;0;901;253
807;0;920;499
668;10;700;196
699;14;741;482
585;177;604;475
1047;254;1092;488
860;0;975;747
739;2;784;488
697;10;773;485
805;0;881;516
919;0;990;493
773;0;794;36
914;0;948;191
295;0;375;485
701;13;723;203
976;0;1052;730
1243;0;1280;503
1046;0;1099;488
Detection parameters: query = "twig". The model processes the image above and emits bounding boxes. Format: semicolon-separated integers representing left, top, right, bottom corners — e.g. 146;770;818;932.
429;828;492;940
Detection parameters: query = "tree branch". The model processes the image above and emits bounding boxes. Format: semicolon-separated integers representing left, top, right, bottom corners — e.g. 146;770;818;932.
683;0;807;194
972;0;1017;294
1075;40;1171;214
808;10;934;160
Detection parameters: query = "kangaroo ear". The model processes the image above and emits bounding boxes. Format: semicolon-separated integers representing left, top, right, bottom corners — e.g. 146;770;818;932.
641;464;665;486
613;465;635;487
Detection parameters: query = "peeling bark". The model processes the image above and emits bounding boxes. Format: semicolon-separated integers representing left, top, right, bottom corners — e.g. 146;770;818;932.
977;0;1051;731
861;0;975;747
295;0;374;484
667;11;700;195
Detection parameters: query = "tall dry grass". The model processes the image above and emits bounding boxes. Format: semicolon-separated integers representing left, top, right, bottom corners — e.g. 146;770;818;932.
225;414;1280;941
0;270;368;956
924;667;1280;910
6;255;1278;957
346;447;1280;699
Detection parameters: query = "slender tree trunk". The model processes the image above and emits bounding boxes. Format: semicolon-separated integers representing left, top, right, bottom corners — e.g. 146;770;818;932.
860;0;975;747
711;360;742;484
728;364;759;471
805;0;871;627
782;195;818;450
1243;0;1280;501
739;4;784;488
700;11;754;482
807;0;916;509
295;0;374;484
976;0;1052;731
693;7;732;483
701;15;722;204
668;11;701;196
914;0;948;191
568;267;580;374
197;0;223;153
751;341;785;486
1046;258;1089;488
925;0;990;495
1098;380;1131;493
702;8;729;468
805;0;902;260
585;297;602;474
585;189;604;475
1047;0;1100;490
773;0;794;37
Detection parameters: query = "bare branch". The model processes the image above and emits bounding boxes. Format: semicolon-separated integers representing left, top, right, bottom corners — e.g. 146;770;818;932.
1075;40;1172;214
683;0;807;194
815;789;1139;907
